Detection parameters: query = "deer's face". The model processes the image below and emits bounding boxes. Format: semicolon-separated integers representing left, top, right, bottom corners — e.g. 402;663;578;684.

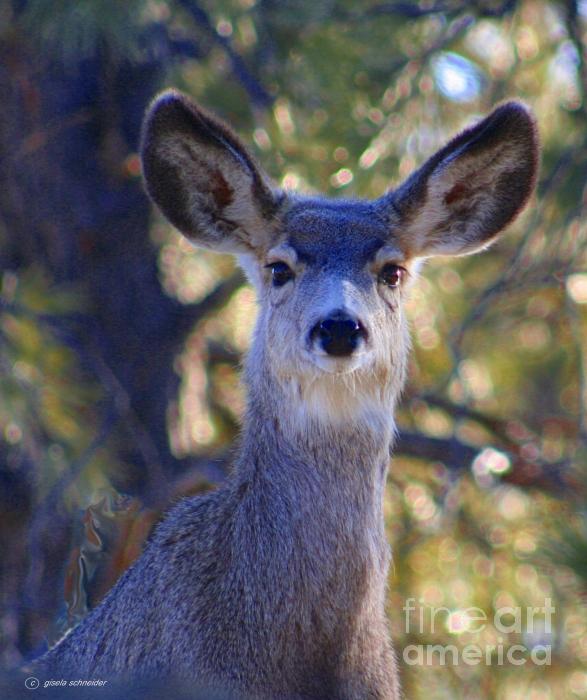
235;200;415;423
238;200;412;414
140;90;539;424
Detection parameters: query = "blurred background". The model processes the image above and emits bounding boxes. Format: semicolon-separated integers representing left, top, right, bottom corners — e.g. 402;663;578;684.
0;0;586;698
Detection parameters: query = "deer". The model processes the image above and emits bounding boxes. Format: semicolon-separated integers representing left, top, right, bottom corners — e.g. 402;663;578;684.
34;91;539;699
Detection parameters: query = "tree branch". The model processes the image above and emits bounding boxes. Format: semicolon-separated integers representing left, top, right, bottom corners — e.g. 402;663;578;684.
394;430;579;496
179;270;246;331
176;0;273;107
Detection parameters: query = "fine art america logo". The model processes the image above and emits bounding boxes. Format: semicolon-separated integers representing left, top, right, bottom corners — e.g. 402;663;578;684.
402;598;554;666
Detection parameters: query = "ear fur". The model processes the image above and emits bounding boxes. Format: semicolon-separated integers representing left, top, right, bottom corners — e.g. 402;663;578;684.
140;90;280;254
378;101;540;257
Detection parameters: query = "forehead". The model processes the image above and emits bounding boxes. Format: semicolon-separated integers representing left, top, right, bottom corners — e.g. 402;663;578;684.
281;198;391;265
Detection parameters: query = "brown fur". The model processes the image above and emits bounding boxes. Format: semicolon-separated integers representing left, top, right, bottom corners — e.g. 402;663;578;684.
34;92;539;699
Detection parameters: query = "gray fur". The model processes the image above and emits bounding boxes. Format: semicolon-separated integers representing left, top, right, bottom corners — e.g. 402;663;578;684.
34;92;539;699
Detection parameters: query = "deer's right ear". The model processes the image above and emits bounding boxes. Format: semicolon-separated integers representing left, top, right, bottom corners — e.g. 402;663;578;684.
377;101;539;258
141;90;280;254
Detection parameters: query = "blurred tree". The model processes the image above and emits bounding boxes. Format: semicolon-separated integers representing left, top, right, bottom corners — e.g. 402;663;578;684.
1;1;586;698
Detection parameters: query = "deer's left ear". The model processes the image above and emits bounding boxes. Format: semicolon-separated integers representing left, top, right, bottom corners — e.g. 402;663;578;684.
141;90;280;255
378;102;539;257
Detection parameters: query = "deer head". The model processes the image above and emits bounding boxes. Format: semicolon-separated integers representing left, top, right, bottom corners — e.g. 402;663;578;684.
141;92;538;430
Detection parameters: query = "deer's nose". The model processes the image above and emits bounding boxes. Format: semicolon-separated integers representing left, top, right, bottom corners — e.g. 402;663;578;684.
311;312;367;357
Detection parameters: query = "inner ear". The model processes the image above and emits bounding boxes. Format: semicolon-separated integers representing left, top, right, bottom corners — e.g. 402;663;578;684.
444;181;469;206
210;171;234;210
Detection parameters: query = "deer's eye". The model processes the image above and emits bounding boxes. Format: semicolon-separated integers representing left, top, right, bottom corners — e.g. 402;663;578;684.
266;261;294;287
379;263;405;288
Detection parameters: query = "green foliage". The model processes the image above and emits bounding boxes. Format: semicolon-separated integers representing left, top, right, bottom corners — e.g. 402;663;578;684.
17;0;148;59
0;270;109;501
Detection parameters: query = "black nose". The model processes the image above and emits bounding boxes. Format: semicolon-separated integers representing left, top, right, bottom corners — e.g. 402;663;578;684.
311;312;366;357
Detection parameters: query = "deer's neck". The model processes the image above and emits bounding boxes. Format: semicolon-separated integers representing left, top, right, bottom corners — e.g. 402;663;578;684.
240;349;397;503
231;351;398;630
